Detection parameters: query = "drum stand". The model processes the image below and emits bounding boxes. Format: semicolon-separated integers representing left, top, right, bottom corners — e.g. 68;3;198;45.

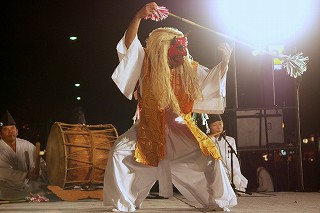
220;133;252;196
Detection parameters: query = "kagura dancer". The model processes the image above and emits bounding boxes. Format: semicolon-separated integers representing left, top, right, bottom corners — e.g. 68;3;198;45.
103;2;236;212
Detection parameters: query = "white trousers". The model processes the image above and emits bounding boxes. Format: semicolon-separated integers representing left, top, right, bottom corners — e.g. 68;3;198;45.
103;119;237;212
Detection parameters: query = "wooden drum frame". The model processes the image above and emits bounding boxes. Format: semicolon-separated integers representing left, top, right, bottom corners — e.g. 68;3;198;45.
46;122;118;189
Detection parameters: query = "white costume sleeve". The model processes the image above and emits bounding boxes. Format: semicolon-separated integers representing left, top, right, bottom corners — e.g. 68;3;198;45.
111;33;145;100
193;63;228;114
0;139;31;199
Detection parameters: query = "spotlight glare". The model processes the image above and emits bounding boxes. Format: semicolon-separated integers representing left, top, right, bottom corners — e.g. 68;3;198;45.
214;0;317;45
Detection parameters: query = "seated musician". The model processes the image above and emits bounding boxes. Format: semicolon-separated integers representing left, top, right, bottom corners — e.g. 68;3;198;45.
206;114;248;192
0;110;48;201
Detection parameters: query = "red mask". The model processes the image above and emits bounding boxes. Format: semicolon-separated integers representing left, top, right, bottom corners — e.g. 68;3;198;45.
168;36;188;67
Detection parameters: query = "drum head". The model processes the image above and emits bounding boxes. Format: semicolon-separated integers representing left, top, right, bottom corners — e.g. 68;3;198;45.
46;122;66;187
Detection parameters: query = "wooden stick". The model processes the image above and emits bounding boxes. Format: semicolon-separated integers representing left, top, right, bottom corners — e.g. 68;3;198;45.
24;151;30;171
169;12;275;57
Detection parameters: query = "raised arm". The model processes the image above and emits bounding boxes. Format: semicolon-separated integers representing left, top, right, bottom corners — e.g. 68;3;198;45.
125;2;158;48
217;43;233;76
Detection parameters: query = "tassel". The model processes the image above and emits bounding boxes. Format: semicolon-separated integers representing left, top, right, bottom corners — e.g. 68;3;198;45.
280;53;309;78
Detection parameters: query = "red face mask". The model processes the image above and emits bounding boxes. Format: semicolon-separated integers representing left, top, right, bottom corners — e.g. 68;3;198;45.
168;36;188;67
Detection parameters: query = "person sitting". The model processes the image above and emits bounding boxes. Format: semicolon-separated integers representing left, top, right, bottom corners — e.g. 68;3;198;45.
206;114;248;192
255;166;274;192
0;110;48;201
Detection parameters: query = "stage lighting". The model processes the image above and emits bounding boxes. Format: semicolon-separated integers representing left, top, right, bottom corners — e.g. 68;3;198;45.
280;150;287;156
214;0;317;46
309;136;314;142
262;154;268;161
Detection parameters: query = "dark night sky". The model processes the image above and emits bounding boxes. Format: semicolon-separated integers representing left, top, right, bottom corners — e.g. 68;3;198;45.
2;0;320;144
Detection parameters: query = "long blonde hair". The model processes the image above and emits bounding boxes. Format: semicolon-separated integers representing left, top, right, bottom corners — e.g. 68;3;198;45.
145;27;202;113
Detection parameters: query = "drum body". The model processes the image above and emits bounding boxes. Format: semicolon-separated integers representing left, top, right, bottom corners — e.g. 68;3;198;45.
46;122;117;189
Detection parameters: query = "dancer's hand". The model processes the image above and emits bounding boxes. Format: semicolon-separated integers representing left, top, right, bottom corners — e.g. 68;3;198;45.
218;43;233;65
125;2;158;48
135;2;158;20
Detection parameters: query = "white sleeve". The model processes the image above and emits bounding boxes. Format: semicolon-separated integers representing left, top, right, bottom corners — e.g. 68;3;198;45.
193;63;228;114
111;32;145;100
0;140;28;188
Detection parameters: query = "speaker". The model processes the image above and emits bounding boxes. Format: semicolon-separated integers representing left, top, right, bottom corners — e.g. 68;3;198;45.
236;109;284;147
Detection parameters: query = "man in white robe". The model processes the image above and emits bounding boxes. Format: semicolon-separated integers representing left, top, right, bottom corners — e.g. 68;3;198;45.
103;2;237;212
0;110;47;201
207;114;248;192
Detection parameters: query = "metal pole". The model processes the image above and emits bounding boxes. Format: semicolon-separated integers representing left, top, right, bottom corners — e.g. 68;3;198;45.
233;41;239;109
292;31;304;191
271;59;276;106
296;77;305;190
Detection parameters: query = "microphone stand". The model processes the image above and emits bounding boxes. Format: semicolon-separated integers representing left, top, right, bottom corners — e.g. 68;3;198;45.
220;132;252;196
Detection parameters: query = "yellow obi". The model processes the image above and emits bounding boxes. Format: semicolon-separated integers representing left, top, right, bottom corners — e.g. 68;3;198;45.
134;54;221;167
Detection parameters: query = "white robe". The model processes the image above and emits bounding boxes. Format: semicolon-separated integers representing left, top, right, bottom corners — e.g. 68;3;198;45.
103;34;237;211
0;138;47;200
256;167;274;192
210;135;248;192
